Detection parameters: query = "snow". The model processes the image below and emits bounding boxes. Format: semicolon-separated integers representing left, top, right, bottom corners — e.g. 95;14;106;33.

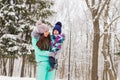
0;76;35;80
3;11;9;14
1;34;19;40
0;76;65;80
8;46;20;51
0;13;3;17
16;4;26;8
8;12;15;16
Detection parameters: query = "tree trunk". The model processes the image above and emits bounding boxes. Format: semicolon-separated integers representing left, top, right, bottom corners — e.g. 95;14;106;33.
34;63;36;77
0;59;1;74
85;1;105;80
101;1;116;80
20;55;26;77
108;34;117;79
3;58;7;76
91;19;100;80
60;59;65;79
8;57;14;76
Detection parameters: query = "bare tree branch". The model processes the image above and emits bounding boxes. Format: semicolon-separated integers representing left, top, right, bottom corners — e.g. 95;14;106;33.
92;0;95;6
97;0;102;12
97;0;110;19
105;16;120;30
85;0;91;9
115;34;120;44
100;16;120;38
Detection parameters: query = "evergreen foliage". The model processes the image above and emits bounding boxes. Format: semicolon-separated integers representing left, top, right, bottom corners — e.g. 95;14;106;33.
0;0;54;62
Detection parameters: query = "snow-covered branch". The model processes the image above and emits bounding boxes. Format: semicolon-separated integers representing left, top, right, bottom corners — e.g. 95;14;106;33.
85;0;91;10
97;0;110;19
100;15;120;38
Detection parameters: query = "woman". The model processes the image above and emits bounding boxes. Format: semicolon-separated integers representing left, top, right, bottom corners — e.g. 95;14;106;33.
31;20;55;80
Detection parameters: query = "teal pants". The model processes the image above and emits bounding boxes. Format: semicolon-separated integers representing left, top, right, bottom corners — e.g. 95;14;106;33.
36;61;55;80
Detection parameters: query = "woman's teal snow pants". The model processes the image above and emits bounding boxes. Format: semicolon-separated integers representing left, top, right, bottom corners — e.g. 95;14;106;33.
36;61;55;80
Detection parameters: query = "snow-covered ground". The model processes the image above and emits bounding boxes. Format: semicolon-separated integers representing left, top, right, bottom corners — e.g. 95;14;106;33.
0;76;35;80
0;76;64;80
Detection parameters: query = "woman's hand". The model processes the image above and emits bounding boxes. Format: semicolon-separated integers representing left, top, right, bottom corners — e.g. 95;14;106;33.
31;27;42;39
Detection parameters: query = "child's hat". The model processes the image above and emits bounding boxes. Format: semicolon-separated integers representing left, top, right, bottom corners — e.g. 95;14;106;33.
53;21;62;34
36;20;49;33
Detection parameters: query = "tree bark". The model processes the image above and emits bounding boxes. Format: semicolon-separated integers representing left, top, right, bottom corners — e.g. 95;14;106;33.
85;0;108;80
3;58;7;76
20;55;26;77
8;57;14;76
91;19;100;80
101;0;116;80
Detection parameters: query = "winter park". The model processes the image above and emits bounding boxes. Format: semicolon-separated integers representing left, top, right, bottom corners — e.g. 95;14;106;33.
0;0;120;80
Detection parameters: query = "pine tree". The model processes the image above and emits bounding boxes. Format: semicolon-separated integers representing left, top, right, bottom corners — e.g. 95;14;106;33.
0;0;54;76
0;0;54;59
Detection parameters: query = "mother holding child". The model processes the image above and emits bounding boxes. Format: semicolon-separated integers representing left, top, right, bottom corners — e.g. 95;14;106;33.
31;20;65;80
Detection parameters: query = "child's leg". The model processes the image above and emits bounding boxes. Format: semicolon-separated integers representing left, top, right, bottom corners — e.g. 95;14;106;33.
49;56;56;68
54;59;58;69
36;62;48;80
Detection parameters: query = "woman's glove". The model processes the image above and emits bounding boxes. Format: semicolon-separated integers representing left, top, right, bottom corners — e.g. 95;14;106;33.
31;27;41;39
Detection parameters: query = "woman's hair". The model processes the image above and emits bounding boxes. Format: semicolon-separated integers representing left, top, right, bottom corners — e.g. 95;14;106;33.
37;33;51;51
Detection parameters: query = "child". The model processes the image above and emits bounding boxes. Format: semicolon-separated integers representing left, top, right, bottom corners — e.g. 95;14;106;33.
49;22;65;71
